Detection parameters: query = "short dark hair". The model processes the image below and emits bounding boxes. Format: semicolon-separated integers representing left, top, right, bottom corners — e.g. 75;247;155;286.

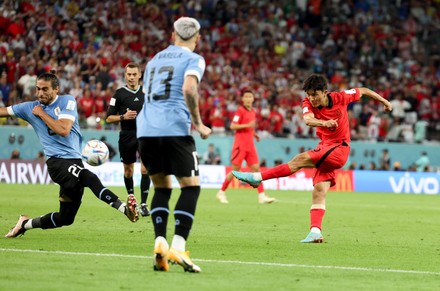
37;72;60;89
241;89;254;96
302;74;328;92
125;62;141;71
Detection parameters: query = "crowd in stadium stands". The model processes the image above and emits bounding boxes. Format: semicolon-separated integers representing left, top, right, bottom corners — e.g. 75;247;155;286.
0;0;439;145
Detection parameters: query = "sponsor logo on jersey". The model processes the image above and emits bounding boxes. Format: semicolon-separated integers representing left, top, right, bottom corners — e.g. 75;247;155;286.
344;89;356;95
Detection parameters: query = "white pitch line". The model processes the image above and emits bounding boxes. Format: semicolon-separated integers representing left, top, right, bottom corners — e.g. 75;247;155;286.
1;248;439;276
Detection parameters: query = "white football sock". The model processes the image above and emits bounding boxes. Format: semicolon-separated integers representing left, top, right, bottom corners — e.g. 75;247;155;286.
171;235;186;252
24;219;33;230
311;227;321;234
252;172;262;181
155;236;168;248
118;203;126;213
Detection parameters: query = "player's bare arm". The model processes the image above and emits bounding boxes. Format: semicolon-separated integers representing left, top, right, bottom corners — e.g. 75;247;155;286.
254;132;261;142
183;75;211;139
303;113;338;128
32;105;74;137
358;87;393;112
0;107;9;117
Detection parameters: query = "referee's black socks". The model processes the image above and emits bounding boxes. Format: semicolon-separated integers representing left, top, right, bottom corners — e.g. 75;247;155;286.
124;176;134;195
140;174;151;204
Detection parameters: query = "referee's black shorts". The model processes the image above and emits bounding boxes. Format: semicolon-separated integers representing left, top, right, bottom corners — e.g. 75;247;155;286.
119;130;139;164
138;136;199;177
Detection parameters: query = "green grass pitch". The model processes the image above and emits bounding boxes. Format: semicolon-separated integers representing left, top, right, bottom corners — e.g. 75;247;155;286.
1;184;439;290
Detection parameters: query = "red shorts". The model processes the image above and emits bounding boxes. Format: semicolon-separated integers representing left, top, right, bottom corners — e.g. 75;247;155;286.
307;143;350;187
231;145;259;167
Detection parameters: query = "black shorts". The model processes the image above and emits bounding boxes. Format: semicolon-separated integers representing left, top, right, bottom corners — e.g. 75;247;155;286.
46;157;85;202
119;130;139;164
138;136;199;177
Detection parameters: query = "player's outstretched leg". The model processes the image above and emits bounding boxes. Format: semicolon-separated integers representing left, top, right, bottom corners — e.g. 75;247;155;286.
4;215;29;238
126;194;139;222
78;169;139;222
232;171;261;188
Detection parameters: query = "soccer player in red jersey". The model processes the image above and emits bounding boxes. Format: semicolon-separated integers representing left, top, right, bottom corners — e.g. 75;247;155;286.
216;89;276;204
233;74;392;242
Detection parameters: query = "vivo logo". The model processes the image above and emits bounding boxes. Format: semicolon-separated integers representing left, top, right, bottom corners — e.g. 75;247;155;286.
389;173;439;194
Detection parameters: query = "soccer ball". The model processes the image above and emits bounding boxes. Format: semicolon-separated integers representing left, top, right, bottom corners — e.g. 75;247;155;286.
81;140;109;166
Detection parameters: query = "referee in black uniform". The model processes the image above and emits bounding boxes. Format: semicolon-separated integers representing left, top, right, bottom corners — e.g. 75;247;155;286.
106;62;151;216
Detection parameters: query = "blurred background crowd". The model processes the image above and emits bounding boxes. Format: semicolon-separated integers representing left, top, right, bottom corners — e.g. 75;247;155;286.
0;0;439;144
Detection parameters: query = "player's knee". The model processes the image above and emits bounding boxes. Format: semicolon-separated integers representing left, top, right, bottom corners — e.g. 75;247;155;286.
313;183;329;199
78;169;98;186
290;153;312;169
59;214;75;226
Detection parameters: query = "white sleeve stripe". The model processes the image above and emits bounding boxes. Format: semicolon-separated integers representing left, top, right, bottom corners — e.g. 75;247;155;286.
185;70;201;82
59;114;75;121
7;106;15;116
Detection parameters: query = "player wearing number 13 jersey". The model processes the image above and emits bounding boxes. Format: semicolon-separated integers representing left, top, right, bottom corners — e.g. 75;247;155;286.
137;17;211;273
137;40;205;137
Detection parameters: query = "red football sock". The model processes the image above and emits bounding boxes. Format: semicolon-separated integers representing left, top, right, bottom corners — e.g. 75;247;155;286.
221;176;232;191
261;164;292;180
310;208;326;230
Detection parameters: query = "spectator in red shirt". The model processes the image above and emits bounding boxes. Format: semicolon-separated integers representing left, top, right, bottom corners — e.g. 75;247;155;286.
209;102;227;135
256;104;274;138
269;104;284;137
94;87;107;128
233;74;392;243
216;89;276;204
78;84;95;119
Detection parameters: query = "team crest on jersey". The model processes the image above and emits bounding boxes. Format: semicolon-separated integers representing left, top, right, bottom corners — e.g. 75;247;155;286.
54;107;61;116
66;100;76;111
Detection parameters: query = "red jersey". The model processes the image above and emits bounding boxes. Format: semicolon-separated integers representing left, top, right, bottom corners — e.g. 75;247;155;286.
302;88;360;145
78;96;95;117
94;95;106;114
232;105;256;148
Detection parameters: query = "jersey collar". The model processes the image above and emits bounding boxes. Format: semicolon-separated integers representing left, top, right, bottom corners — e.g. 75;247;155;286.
123;85;140;94
317;94;333;109
43;95;59;107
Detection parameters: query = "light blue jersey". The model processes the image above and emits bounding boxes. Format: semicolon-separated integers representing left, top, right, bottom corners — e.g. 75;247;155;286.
137;45;206;137
9;95;83;159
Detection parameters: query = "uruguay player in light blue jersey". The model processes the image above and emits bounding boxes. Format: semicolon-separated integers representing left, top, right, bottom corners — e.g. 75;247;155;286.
137;17;211;273
1;72;139;239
